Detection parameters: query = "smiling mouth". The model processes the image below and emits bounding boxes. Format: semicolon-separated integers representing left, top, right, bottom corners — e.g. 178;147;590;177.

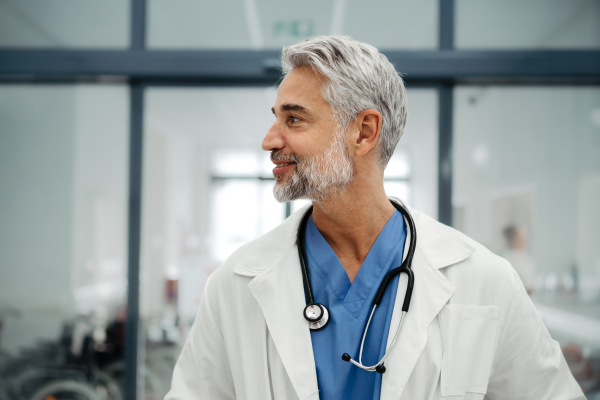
273;161;297;175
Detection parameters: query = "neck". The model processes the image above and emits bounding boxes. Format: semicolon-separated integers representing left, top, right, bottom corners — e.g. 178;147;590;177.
310;173;396;283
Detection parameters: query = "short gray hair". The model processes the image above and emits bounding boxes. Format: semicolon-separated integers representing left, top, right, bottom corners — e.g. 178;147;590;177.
281;35;408;168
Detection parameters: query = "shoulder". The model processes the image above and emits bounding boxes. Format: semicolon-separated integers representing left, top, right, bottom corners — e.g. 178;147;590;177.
456;233;518;301
455;226;515;282
412;209;518;303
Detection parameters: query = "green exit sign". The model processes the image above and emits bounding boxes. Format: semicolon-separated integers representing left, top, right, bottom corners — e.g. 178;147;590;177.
273;20;315;38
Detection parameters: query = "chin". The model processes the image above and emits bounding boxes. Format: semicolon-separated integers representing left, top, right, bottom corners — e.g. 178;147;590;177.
274;169;295;183
273;173;285;184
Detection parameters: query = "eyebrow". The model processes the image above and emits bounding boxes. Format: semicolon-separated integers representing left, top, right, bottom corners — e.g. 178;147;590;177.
271;103;309;115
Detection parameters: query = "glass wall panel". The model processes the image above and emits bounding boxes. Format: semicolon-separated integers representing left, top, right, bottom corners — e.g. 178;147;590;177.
0;0;130;48
147;0;438;49
456;0;600;49
0;84;129;399
140;86;437;395
454;86;600;394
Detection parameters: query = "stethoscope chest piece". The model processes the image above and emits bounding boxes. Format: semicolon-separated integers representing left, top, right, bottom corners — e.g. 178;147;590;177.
304;303;330;331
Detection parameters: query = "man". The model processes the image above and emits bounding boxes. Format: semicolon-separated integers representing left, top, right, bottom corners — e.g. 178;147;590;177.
166;36;583;399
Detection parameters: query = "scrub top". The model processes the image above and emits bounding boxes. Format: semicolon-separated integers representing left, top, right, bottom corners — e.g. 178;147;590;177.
303;210;406;400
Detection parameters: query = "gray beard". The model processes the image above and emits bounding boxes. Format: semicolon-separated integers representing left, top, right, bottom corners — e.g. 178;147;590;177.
272;132;354;203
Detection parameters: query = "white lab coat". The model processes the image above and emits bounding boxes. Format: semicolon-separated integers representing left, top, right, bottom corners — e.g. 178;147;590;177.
166;200;584;400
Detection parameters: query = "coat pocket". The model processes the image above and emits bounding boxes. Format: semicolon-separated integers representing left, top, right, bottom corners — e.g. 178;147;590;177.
439;305;500;397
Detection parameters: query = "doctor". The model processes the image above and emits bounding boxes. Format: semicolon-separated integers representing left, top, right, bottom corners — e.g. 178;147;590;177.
166;36;583;400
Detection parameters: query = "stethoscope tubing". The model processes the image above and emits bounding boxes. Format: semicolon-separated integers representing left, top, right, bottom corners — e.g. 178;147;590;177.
297;200;417;373
297;207;317;305
352;310;406;372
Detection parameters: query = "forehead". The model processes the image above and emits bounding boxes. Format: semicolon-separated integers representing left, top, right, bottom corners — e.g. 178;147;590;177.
275;67;329;110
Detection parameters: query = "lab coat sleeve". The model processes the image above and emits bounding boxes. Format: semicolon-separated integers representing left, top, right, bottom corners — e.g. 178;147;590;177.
484;269;584;400
165;275;236;400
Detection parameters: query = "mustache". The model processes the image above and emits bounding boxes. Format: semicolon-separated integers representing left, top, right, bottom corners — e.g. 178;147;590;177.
270;150;301;163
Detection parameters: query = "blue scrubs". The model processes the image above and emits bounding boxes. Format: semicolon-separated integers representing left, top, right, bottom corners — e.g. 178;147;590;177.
304;211;406;400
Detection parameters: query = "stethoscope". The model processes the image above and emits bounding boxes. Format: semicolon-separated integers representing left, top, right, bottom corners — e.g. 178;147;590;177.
297;200;416;374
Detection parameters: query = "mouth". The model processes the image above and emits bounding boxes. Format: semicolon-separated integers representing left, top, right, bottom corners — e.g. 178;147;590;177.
272;161;297;175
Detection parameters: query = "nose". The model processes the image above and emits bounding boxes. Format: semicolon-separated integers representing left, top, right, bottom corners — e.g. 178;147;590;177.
262;121;285;152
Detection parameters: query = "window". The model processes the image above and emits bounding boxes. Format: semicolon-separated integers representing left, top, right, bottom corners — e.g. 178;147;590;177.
0;0;130;48
456;0;600;49
454;86;600;348
0;84;129;397
147;0;438;49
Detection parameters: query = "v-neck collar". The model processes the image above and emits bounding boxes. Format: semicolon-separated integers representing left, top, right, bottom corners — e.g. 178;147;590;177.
304;210;406;318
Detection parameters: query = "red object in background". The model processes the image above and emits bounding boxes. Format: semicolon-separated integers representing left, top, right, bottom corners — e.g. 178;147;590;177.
166;279;178;305
562;343;600;394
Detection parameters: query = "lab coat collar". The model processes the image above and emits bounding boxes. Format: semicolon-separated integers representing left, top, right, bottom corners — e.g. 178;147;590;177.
232;198;474;277
232;199;475;400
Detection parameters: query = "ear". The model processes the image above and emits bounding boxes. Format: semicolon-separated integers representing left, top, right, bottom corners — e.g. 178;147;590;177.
351;109;382;157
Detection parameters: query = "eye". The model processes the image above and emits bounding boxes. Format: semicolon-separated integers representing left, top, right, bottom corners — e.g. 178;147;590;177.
289;115;301;123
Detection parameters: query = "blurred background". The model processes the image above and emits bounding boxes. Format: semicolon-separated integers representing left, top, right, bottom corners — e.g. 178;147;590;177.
0;0;599;399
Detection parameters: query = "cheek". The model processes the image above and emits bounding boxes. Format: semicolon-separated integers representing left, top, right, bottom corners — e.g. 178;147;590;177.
310;125;338;150
284;121;337;157
285;133;313;155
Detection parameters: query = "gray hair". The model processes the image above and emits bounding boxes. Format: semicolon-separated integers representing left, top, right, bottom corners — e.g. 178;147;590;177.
281;35;408;168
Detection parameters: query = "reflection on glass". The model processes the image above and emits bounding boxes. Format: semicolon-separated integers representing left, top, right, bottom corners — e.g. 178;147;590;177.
0;0;130;48
456;0;600;49
396;89;438;218
212;148;260;177
384;150;411;179
384;181;410;204
147;0;438;49
0;84;128;399
211;179;284;261
495;193;536;294
211;147;275;177
291;199;313;214
454;86;600;394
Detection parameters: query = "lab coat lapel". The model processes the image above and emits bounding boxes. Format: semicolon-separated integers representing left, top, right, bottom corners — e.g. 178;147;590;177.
234;207;319;400
380;202;475;400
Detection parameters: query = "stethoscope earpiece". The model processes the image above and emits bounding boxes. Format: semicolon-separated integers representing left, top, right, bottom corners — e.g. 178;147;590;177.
342;353;387;374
